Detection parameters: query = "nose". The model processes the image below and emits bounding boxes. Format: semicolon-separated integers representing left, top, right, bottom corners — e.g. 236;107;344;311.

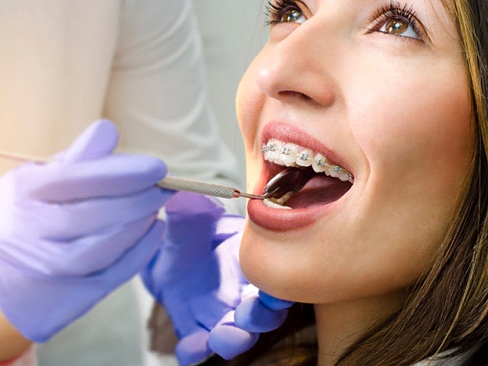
256;20;338;108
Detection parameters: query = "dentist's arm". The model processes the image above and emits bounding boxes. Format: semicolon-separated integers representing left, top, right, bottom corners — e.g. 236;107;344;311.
0;314;30;362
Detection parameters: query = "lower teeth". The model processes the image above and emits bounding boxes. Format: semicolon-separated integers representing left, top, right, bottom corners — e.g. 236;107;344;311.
263;198;292;210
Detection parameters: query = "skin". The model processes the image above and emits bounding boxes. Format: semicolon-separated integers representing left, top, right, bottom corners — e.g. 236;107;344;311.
0;313;31;361
237;0;473;364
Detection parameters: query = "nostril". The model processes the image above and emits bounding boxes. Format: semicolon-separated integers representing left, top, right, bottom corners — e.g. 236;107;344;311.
279;90;312;101
278;90;327;107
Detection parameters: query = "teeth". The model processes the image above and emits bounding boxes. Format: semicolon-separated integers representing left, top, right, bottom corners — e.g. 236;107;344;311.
281;143;299;167
263;198;292;209
296;148;314;167
312;153;328;173
263;139;354;184
262;140;282;163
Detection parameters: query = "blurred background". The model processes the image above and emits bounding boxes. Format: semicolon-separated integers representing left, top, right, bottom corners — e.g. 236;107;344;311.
193;0;268;182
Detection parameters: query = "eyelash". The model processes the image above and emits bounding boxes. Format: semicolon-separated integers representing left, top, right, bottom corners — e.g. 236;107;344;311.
265;0;425;41
265;0;303;26
368;1;424;40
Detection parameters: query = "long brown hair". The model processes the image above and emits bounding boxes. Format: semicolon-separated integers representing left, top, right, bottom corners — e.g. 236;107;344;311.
335;1;488;363
222;0;488;365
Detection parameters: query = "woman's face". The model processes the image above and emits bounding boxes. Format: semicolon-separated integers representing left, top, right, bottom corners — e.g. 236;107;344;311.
237;0;474;305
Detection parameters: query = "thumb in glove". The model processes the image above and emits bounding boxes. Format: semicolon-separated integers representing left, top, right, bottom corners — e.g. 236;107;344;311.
207;289;294;361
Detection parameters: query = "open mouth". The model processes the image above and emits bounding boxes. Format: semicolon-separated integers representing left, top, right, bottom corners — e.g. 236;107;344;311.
261;139;354;209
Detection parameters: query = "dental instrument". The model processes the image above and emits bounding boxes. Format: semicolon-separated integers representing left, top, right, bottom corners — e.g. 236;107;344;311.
0;150;310;201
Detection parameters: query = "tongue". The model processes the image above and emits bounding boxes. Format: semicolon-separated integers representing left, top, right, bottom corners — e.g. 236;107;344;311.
286;175;351;209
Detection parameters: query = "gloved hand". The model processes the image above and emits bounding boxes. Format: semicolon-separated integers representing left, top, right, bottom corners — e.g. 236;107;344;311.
142;192;293;365
208;289;294;360
0;119;173;342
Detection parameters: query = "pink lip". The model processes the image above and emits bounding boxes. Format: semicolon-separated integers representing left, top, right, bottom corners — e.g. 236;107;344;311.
248;199;341;231
247;121;351;232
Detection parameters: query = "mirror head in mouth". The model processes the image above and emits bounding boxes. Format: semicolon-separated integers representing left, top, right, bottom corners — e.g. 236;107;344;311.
262;166;353;209
261;139;354;210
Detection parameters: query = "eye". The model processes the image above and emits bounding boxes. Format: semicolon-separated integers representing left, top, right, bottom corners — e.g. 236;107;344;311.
380;18;418;38
281;9;307;24
369;2;426;41
266;0;308;26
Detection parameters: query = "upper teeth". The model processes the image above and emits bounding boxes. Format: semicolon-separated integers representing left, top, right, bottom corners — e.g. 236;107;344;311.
262;139;354;184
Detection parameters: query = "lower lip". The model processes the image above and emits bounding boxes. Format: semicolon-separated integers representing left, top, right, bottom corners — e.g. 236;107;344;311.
247;198;337;231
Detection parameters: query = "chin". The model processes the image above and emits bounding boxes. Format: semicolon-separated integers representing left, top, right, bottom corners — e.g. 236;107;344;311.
239;222;320;303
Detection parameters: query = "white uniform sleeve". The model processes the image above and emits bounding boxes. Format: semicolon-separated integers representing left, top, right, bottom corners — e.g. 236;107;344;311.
0;0;244;213
104;0;243;197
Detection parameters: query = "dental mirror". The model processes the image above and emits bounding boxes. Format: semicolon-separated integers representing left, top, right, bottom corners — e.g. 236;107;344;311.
262;167;316;200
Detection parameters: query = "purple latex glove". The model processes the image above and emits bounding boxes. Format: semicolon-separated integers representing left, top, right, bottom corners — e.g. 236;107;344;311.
142;192;293;365
208;289;294;360
0;120;173;342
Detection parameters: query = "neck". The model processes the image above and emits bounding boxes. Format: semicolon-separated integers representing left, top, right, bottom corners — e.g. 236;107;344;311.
314;291;405;366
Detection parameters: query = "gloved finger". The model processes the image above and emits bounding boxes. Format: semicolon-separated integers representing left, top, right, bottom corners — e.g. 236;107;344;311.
175;330;212;366
157;230;247;339
214;232;247;290
208;311;259;360
102;219;165;285
188;291;233;331
258;290;295;311
141;251;220;311
164;192;225;256
17;154;167;201
57;119;119;163
22;187;170;239
234;295;289;333
213;214;245;244
0;219;165;343
4;215;160;277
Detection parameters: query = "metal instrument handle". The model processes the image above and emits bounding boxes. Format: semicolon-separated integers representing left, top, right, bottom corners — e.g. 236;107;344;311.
158;176;240;199
0;150;267;200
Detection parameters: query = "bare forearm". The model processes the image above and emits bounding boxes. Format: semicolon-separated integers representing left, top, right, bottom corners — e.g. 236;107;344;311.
0;311;31;361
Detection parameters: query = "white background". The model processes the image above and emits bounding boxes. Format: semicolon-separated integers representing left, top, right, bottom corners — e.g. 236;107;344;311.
194;0;268;182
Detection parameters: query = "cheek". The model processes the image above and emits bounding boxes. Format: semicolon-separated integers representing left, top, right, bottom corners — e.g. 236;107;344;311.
346;68;474;284
351;66;473;189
